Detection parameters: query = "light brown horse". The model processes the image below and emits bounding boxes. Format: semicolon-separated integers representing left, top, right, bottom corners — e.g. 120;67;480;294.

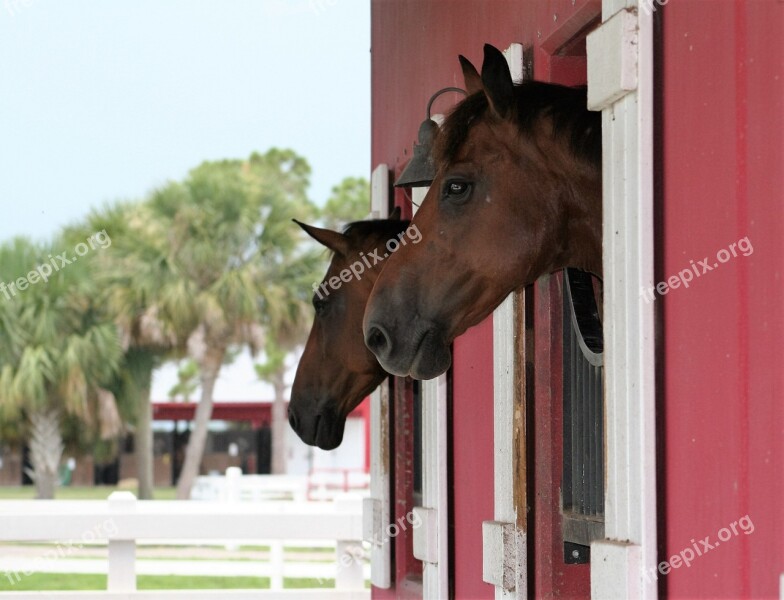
289;209;413;449
363;44;602;380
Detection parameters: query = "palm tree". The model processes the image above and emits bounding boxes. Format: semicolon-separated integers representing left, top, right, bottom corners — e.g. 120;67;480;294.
254;249;320;474
253;175;369;474
0;237;122;498
77;201;187;500
146;149;318;498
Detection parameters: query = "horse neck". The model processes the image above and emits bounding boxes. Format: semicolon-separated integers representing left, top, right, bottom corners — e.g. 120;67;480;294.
559;169;603;278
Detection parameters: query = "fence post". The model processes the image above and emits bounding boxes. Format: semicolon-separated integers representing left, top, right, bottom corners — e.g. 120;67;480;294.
224;466;242;502
335;496;364;590
224;467;242;551
270;540;284;590
107;491;136;592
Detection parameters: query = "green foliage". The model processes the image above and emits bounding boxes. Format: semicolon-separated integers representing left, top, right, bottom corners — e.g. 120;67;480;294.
0;236;122;423
321;176;370;230
254;341;287;381
0;147;367;476
168;359;200;401
138;148;319;353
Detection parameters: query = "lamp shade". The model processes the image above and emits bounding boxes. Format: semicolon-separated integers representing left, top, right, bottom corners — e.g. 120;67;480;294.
394;118;439;187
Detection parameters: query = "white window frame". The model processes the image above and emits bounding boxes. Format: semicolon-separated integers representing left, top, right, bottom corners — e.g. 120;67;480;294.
409;182;450;599
587;2;657;598
363;164;393;588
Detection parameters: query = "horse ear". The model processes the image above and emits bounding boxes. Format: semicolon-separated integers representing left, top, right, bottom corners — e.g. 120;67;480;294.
481;44;515;119
388;206;401;221
293;220;350;257
459;55;483;95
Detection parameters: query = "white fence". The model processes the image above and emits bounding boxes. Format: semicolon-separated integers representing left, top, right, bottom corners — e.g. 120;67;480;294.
0;492;369;600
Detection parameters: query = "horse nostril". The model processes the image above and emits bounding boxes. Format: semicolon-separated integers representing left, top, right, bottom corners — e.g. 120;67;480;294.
288;407;299;431
365;324;391;358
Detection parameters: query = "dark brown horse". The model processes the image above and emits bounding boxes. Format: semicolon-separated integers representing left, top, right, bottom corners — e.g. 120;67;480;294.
364;44;602;380
289;209;415;449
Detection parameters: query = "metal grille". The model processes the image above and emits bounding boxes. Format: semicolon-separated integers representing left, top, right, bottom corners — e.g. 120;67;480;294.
561;268;605;559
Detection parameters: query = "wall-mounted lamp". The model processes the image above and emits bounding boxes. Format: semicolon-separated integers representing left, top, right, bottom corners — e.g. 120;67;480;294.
394;87;467;188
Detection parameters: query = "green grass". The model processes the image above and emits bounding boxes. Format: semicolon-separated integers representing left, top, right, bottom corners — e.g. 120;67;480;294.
0;573;338;591
0;486;177;500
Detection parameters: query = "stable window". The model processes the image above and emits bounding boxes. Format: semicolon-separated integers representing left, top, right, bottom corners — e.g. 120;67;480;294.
561;268;605;563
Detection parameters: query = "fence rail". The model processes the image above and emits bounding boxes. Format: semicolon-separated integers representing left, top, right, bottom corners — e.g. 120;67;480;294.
190;467;370;503
0;492;368;599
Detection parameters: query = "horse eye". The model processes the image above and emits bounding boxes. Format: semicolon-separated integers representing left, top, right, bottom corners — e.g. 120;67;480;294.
443;180;472;202
313;298;328;316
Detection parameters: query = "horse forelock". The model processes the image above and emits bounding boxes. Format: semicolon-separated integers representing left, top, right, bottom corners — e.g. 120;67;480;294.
434;91;490;165
434;81;601;168
337;218;411;256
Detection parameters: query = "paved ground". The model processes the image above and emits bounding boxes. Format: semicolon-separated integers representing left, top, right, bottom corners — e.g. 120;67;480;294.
0;544;332;562
0;543;370;580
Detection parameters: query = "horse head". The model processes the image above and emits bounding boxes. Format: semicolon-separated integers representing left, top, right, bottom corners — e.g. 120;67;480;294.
364;44;602;380
289;208;409;449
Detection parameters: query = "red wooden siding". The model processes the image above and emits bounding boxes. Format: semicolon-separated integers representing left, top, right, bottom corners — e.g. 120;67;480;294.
371;1;600;597
450;319;495;599
371;4;536;597
659;1;784;597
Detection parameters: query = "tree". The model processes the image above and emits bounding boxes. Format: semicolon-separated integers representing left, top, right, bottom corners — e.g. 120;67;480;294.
252;174;370;474
79;201;186;500
254;247;320;474
150;149;317;498
0;237;122;498
321;177;370;230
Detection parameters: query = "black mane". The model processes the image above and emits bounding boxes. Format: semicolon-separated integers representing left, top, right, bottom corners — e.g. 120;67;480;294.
434;81;601;167
342;217;410;245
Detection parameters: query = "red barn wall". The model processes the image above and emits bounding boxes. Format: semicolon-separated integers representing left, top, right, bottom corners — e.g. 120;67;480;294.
372;1;784;598
371;3;535;597
371;1;598;597
659;1;784;597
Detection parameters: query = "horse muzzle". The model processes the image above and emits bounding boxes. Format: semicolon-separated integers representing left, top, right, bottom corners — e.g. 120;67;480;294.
288;401;346;450
363;314;452;380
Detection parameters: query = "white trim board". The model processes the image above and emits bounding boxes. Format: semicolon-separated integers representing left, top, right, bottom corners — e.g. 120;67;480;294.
587;3;657;599
363;164;392;589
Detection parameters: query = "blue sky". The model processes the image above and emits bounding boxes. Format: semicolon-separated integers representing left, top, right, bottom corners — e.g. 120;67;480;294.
0;0;370;243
